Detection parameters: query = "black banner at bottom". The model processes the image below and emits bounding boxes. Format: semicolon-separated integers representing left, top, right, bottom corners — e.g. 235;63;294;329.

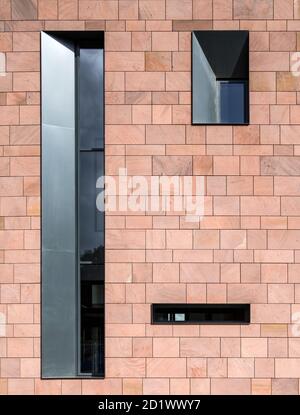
0;395;296;412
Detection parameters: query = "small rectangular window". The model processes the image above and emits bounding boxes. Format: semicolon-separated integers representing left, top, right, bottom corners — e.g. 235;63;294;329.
192;30;249;125
152;304;250;324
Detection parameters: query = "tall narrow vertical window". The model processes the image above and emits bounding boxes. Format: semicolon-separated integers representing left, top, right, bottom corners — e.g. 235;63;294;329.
41;32;104;378
77;43;104;377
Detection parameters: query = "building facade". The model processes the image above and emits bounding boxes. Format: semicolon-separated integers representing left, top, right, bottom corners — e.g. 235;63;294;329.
1;0;300;395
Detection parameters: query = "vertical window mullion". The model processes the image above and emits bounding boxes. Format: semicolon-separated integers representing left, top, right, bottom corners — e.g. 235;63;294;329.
75;43;81;378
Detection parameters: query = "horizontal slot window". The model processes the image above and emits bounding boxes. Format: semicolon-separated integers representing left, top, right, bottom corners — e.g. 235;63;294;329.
152;304;250;325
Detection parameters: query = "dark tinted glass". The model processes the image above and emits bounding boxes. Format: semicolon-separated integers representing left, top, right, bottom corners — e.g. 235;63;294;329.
80;265;104;376
78;43;104;378
219;81;246;124
79;48;103;150
152;304;250;324
79;151;104;264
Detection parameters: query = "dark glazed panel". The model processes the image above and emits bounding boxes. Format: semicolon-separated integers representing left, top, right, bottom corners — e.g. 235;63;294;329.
79;48;104;150
79;151;104;264
152;304;250;324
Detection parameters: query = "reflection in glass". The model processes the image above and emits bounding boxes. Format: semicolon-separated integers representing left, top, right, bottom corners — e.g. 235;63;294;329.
79;48;103;150
80;265;104;376
219;81;246;124
78;44;104;377
79;152;104;264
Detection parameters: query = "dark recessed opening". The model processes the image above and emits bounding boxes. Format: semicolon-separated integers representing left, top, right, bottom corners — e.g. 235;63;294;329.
152;304;250;325
192;30;249;125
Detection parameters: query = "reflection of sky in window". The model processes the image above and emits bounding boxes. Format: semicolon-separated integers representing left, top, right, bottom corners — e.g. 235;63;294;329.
79;48;103;150
219;81;246;124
